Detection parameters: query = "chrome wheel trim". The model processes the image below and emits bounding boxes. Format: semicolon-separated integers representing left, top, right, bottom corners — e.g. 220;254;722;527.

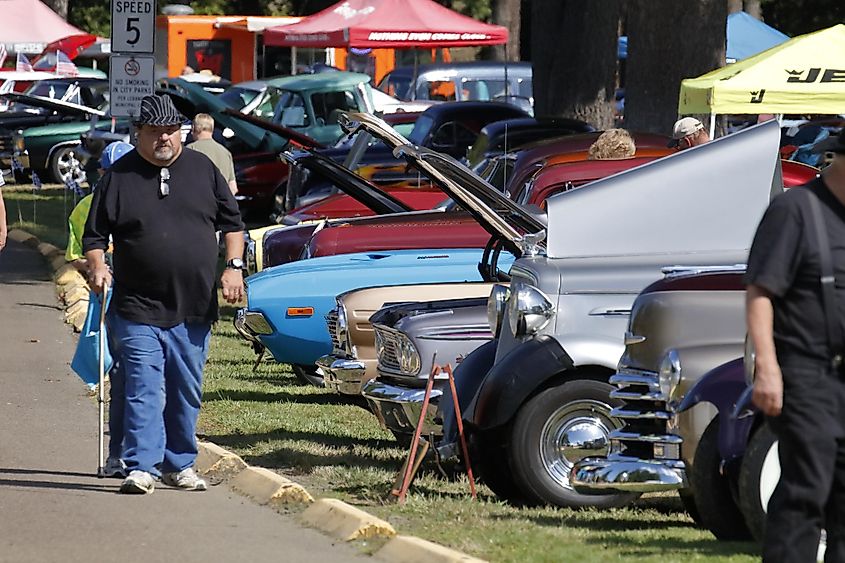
759;440;780;513
56;148;78;183
539;399;617;491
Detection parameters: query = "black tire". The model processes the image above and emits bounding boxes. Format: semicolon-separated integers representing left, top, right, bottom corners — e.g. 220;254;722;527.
692;418;752;540
291;364;324;387
679;488;703;525
469;429;526;504
508;379;640;508
50;145;82;183
738;423;779;542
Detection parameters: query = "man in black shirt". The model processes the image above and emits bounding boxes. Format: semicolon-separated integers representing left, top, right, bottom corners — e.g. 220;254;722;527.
746;128;845;562
83;95;245;494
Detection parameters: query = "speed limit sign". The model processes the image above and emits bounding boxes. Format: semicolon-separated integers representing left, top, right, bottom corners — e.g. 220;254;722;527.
111;0;156;54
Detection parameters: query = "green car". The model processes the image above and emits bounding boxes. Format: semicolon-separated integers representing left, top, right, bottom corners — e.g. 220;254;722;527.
264;72;375;146
1;77;119;183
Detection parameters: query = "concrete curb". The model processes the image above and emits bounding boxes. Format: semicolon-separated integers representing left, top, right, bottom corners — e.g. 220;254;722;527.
376;536;488;563
17;227;488;563
301;498;395;541
230;466;314;505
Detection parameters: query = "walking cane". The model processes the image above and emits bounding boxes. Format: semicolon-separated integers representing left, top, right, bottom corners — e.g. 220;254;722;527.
96;280;109;478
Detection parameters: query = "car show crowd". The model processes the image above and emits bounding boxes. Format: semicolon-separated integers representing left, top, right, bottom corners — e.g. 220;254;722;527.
1;3;845;559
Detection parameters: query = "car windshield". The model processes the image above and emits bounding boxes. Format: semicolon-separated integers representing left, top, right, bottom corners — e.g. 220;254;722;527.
26;81;78;102
218;86;261;110
406;114;435;145
377;73;411;100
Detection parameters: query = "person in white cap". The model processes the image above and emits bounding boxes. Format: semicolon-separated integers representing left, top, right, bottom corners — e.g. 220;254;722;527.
669;117;710;150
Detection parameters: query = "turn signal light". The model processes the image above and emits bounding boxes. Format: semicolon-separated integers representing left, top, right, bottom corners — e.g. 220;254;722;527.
287;307;314;317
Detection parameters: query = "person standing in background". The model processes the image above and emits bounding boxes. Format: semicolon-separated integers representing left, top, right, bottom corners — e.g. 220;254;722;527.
187;113;238;196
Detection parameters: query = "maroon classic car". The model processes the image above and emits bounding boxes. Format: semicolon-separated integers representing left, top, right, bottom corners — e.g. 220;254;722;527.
259;149;665;271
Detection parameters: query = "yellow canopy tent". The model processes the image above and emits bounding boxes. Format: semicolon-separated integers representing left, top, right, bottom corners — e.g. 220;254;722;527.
679;24;845;123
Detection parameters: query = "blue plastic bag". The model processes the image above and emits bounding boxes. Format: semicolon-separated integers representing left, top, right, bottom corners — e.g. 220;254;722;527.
70;289;114;386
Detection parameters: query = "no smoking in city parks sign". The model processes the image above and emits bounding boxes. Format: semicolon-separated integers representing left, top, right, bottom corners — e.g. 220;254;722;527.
109;55;155;118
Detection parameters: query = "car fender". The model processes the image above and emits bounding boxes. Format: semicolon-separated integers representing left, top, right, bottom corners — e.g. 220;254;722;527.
464;335;574;431
439;338;498;444
676;357;756;463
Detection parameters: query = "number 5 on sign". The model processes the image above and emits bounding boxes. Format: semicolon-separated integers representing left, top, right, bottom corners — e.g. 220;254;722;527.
111;0;156;54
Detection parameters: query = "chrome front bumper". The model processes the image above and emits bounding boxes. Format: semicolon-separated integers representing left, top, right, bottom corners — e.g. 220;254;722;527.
362;379;443;437
316;354;367;396
570;456;688;494
233;308;261;345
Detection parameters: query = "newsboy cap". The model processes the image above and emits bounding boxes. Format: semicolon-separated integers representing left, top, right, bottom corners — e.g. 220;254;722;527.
134;94;185;126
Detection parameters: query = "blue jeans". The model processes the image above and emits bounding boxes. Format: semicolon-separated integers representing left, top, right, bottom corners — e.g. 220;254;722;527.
109;314;211;477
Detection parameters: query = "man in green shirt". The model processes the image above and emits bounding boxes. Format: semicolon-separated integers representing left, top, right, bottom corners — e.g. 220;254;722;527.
187;113;237;196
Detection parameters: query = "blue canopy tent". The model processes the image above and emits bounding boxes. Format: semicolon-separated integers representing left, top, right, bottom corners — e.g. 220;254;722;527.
618;12;788;63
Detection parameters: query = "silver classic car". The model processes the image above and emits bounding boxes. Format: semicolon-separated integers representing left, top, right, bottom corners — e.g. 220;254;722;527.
447;121;783;509
364;297;493;442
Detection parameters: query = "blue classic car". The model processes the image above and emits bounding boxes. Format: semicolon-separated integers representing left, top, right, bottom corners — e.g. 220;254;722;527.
235;113;545;384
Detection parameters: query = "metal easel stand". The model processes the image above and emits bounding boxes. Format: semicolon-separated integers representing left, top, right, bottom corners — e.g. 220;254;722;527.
391;362;477;504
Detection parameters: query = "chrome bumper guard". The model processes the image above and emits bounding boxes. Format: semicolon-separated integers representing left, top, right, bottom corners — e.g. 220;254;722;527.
316;355;367;396
570;456;688;494
361;379;443;437
233;308;260;345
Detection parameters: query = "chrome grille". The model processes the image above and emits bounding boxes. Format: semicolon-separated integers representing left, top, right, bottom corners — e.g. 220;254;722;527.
325;309;341;352
376;326;402;372
607;368;678;461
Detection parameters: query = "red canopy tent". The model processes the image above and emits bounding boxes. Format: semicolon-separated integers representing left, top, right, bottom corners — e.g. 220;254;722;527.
263;0;508;48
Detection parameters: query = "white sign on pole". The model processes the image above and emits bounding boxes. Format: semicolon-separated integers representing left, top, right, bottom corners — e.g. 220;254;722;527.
109;55;155;118
111;0;156;54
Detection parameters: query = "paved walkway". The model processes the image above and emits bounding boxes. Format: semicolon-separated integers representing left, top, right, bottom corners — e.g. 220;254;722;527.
0;239;368;563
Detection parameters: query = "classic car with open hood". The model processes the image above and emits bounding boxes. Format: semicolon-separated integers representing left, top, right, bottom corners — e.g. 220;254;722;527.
432;121;786;510
0;79;112;182
235;112;546;385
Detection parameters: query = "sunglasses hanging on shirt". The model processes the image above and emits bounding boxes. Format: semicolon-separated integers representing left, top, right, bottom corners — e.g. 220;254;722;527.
159;167;170;198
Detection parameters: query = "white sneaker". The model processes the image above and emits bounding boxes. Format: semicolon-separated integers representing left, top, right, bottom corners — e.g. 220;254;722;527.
161;467;207;491
119;470;155;494
103;457;127;478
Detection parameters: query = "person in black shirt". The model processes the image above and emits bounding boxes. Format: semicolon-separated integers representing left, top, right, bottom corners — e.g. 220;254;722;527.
83;95;245;495
746;128;845;562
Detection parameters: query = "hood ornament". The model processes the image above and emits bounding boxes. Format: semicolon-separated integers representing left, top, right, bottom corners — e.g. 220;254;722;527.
517;231;546;257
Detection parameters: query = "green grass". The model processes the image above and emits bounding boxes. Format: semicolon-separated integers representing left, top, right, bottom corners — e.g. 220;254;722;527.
201;305;761;562
3;184;78;249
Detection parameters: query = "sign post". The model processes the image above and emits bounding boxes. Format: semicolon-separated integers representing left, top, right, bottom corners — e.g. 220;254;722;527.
110;0;157;118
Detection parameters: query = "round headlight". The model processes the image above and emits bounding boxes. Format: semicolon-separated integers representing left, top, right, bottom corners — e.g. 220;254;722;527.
398;334;420;375
508;284;554;337
658;349;682;400
487;284;510;337
743;334;756;387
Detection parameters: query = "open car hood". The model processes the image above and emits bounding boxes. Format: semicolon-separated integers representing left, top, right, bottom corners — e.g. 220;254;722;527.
341;112;547;257
544;120;783;259
281;150;411;215
158;78;286;153
0;92;105;117
222;108;325;149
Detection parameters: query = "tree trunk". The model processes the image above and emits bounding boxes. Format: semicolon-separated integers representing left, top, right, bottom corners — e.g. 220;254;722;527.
42;0;68;19
531;0;621;128
743;0;762;19
625;0;726;135
727;0;742;13
489;0;521;61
